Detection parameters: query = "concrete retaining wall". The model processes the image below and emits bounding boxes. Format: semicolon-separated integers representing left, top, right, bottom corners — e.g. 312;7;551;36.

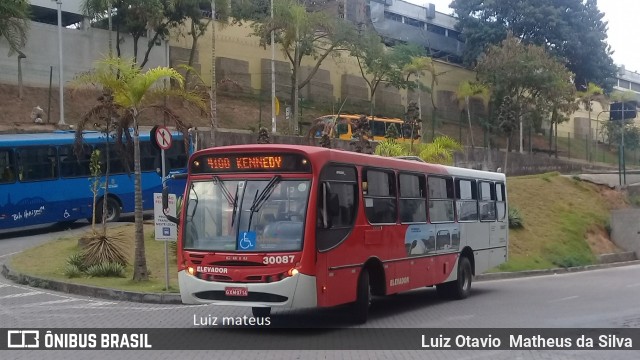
0;23;168;87
610;209;640;258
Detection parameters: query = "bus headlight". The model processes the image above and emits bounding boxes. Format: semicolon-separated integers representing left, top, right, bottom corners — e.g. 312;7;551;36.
287;268;299;277
187;267;196;276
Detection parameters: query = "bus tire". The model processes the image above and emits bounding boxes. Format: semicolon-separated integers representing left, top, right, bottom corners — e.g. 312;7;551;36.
352;269;371;324
97;197;121;223
252;307;271;318
437;256;472;300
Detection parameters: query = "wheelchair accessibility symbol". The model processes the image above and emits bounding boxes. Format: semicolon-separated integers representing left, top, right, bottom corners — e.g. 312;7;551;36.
238;231;256;250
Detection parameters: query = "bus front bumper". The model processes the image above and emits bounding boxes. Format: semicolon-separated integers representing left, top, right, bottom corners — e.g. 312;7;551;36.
178;270;317;309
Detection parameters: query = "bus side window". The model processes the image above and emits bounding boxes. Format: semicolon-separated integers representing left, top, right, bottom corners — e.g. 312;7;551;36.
495;182;506;221
363;169;397;224
0;149;15;183
479;181;496;221
17;146;58;181
427;176;455;222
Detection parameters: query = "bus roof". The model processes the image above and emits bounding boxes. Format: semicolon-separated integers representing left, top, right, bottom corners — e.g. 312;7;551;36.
192;144;505;181
0;129;181;147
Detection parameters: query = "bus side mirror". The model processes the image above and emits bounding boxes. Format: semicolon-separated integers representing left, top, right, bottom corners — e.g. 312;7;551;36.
162;187;180;225
162;186;169;210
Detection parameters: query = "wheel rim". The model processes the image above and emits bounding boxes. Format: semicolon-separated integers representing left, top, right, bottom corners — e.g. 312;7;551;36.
461;264;471;291
104;203;116;222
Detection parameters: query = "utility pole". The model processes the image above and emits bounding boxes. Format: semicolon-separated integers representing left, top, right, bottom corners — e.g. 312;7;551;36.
271;0;277;134
54;0;65;125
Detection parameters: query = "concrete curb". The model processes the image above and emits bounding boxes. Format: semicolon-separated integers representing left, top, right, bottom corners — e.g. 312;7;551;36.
4;259;640;304
475;259;640;281
1;263;182;304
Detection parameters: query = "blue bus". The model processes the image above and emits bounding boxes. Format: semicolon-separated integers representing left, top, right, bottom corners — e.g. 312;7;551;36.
0;130;189;231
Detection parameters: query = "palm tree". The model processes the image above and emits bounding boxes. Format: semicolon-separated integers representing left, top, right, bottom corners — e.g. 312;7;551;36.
577;82;606;161
453;81;489;149
0;0;30;56
375;136;462;165
74;56;204;281
1;0;30;98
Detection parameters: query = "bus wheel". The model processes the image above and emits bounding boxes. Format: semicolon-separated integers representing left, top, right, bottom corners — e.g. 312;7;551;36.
252;307;271;318
436;256;472;300
97;197;121;223
352;269;371;324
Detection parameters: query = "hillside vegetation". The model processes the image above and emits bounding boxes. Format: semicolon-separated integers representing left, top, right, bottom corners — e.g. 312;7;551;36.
504;172;628;271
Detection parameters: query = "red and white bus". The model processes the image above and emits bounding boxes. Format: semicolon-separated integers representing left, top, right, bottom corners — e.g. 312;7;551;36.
176;144;508;322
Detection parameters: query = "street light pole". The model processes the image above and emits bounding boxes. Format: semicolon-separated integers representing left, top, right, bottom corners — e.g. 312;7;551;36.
271;0;277;134
54;0;65;125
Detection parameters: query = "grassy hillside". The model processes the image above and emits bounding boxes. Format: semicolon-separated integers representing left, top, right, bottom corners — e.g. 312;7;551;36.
503;172;628;271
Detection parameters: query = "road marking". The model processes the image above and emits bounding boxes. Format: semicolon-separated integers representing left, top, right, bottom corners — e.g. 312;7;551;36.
447;314;476;321
625;283;640;288
0;291;43;299
0;251;19;259
19;298;83;307
85;301;116;307
548;295;579;303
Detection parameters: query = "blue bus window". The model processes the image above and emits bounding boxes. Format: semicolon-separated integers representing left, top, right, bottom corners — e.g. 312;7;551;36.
0;149;16;183
17;146;58;181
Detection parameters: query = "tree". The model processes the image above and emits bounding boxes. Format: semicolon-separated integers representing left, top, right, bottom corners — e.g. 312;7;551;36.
256;127;271;144
403;55;448;141
74;56;204;281
403;56;432;144
1;0;30;98
453;81;489;148
375;136;463;165
475;35;576;153
0;0;30;57
248;0;355;134
349;29;423;119
180;1;212;88
451;0;617;92
82;1;227;69
402;101;422;152
350;114;372;154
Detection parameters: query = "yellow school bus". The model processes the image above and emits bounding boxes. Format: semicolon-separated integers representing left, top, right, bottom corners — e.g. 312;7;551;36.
313;114;417;142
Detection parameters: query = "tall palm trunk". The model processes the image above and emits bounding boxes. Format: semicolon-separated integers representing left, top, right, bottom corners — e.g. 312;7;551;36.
465;96;475;148
132;110;148;281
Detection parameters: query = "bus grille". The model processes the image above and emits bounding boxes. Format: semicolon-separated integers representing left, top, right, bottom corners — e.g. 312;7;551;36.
194;291;288;303
211;261;265;266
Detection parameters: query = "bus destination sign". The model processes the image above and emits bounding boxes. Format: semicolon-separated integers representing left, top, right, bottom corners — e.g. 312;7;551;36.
192;153;311;173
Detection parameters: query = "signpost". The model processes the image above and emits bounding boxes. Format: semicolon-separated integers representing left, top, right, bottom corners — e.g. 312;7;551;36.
152;126;173;291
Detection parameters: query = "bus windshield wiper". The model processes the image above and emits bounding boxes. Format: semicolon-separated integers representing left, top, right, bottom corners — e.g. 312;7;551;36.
213;176;234;206
246;175;281;232
230;185;239;227
213;176;240;228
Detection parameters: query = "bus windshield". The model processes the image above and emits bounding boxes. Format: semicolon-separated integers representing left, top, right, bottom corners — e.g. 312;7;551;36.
183;178;310;252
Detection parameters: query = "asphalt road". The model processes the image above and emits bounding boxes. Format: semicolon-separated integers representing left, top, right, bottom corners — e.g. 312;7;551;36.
1;224;640;359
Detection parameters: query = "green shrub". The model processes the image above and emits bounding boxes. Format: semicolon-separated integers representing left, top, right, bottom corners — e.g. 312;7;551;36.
549;253;592;269
64;264;84;278
629;195;640;207
81;235;128;267
508;207;524;228
85;262;126;278
66;253;87;272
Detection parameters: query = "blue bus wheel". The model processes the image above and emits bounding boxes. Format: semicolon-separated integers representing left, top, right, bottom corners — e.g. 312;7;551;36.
97;197;121;223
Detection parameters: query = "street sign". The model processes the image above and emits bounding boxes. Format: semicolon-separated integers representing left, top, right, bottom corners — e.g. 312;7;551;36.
154;192;177;241
154;126;173;150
